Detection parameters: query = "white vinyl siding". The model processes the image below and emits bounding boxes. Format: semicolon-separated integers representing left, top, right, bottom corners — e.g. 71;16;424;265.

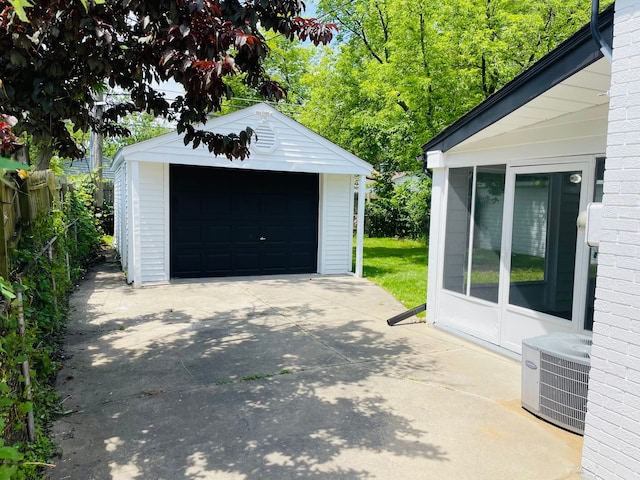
119;105;372;176
113;162;128;272
113;104;371;286
138;162;168;283
319;174;354;274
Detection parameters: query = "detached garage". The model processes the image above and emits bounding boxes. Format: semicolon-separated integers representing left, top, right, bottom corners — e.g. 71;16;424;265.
113;103;372;287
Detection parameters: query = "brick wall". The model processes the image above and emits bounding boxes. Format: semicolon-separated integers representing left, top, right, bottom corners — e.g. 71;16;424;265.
582;1;640;479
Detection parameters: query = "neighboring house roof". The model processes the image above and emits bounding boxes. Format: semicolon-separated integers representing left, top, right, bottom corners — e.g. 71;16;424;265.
391;172;419;186
113;103;372;176
366;171;419;182
421;4;614;157
365;172;421;196
62;157;116;180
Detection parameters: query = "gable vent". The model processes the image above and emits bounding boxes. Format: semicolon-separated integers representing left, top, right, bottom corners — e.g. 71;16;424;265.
252;124;278;153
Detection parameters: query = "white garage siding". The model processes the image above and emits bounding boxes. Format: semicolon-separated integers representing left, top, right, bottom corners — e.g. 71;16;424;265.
119;105;371;176
118;166;362;285
319;174;355;274
113;103;372;286
138;162;168;283
113;161;128;271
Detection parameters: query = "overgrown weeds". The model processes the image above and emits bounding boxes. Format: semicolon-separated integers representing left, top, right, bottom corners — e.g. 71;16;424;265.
0;178;102;479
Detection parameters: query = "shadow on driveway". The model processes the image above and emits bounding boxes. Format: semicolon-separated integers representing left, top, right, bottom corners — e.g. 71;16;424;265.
49;255;581;479
51;258;449;479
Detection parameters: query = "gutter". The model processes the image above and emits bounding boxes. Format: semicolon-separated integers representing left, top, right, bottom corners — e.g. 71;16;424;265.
591;0;613;61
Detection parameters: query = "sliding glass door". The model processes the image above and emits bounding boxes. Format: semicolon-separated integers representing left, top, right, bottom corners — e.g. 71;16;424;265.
500;161;592;351
438;158;597;352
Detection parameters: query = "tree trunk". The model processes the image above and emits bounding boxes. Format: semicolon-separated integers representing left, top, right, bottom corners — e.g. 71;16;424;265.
92;93;104;209
35;143;53;171
12;143;30;166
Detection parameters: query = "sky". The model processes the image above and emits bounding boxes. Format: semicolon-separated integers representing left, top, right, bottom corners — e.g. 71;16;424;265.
110;3;324;108
305;0;318;18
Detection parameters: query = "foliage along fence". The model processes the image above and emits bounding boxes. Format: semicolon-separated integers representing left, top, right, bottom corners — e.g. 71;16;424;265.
0;169;102;478
0;171;70;280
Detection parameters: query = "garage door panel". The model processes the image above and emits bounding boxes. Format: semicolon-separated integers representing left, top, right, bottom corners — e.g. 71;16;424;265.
171;165;318;278
289;252;316;272
233;224;261;243
234;251;261;274
204;196;232;218
204;225;232;243
174;197;203;219
262;224;290;242
261;194;288;216
173;253;202;276
290;198;317;217
203;252;233;275
291;225;317;242
173;225;202;244
262;250;287;272
235;195;258;217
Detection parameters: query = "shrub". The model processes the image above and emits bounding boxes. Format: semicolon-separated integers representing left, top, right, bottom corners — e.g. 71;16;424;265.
0;179;102;479
365;174;431;240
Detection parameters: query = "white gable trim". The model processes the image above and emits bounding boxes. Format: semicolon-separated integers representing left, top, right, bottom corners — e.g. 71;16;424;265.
114;103;371;176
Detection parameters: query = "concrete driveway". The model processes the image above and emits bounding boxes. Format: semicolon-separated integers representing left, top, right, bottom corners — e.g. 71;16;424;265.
49;255;583;479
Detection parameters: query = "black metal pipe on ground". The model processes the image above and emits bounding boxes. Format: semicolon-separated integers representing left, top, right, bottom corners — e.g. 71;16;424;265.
386;303;426;326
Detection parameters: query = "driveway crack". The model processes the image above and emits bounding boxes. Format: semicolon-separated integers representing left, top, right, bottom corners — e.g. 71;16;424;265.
293;323;351;362
239;283;352;363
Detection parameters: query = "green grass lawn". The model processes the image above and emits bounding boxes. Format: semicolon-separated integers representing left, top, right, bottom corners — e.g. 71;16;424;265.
357;237;428;310
356;239;546;315
471;249;545;283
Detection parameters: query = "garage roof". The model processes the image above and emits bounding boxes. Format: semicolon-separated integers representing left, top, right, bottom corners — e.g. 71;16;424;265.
114;103;372;176
421;4;614;158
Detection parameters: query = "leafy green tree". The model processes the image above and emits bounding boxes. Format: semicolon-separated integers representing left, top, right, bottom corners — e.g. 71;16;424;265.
365;174;431;239
301;0;611;172
102;111;171;159
0;0;336;168
220;33;315;119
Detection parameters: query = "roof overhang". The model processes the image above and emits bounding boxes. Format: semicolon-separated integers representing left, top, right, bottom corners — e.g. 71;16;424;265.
421;4;614;160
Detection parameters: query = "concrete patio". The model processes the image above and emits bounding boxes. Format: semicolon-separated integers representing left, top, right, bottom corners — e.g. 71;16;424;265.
49;255;583;479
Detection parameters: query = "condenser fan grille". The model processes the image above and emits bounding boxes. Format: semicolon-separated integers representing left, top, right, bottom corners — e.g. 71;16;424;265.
539;352;590;434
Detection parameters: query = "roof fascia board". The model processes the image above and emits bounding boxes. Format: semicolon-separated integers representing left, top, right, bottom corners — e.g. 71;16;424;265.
421;4;614;155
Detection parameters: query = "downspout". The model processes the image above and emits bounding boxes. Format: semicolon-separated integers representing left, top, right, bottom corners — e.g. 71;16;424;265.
591;0;613;62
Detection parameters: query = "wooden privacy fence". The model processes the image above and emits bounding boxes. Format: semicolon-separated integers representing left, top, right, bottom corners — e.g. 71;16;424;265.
0;170;71;280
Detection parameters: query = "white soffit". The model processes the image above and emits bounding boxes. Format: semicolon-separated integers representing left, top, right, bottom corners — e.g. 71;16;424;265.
453;57;611;150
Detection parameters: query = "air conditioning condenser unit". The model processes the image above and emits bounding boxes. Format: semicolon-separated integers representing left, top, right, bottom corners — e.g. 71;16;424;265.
521;332;592;435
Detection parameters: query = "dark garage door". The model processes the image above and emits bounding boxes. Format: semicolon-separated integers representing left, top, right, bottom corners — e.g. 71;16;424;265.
170;165;319;278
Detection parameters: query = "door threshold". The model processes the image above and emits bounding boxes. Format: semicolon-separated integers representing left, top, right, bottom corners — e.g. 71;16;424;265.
435;324;521;361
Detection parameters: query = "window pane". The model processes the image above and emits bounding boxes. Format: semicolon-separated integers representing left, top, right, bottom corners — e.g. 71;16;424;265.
470;165;506;303
509;171;580;320
443;167;472;294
